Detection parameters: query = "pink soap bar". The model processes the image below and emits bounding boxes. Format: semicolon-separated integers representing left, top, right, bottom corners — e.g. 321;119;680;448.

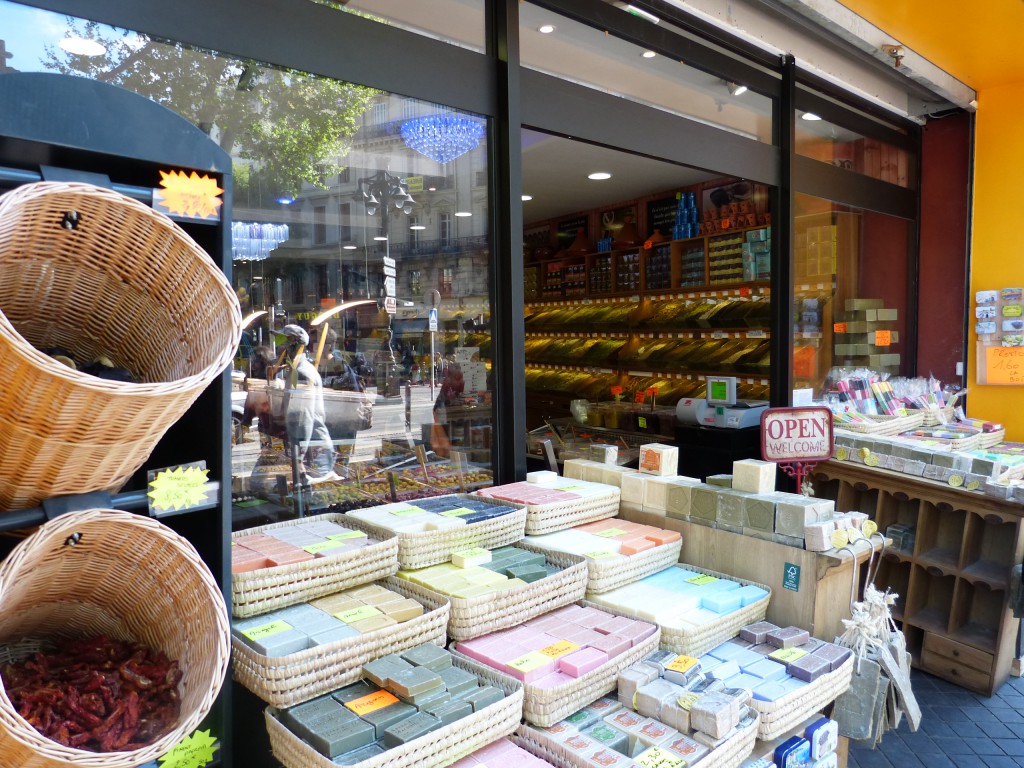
576;606;614;629
588;632;632;659
552;605;588;623
529;616;565;634
456;639;502;664
597;615;638;636
559;647;608;677
492;644;530;664
617;620;657;645
506;654;557;683
533;671;575;689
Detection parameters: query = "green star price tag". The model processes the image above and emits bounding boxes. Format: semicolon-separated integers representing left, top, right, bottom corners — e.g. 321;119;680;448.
158;729;217;768
148;465;210;513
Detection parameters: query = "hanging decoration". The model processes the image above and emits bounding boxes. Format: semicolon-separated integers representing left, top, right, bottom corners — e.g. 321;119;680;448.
400;114;485;164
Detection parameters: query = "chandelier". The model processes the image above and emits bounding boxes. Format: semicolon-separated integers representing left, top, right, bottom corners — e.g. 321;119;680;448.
400;114;485;164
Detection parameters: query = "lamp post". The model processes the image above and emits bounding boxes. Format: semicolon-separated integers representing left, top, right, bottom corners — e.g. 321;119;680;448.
355;170;414;397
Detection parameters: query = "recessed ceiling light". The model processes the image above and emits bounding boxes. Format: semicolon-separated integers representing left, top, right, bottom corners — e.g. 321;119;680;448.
588;172;612;181
343;245;357;250
801;112;822;121
641;50;657;59
428;186;437;191
455;211;472;217
373;236;388;241
624;4;660;24
522;195;533;202
410;225;426;230
59;37;106;57
538;24;556;34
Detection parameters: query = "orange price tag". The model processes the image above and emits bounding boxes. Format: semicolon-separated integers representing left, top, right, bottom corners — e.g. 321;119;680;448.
833;323;847;333
646;387;658;396
739;287;751;296
345;690;400;716
634;392;646;404
610;385;624;396
874;330;891;346
644;240;653;250
720;217;731;229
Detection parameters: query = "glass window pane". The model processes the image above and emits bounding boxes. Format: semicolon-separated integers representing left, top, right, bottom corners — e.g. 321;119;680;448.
793;194;911;397
0;1;495;522
796;111;914;189
521;2;775;143
324;0;485;53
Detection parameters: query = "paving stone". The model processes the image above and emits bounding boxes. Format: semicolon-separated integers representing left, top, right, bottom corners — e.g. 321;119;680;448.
953;755;993;768
962;739;1006;756
932;706;969;722
931;737;975;756
853;748;894;768
951;722;987;738
977;723;1015;739
988;708;1024;723
981;757;1020;768
994;740;1024;757
898;731;941;754
962;706;1001;723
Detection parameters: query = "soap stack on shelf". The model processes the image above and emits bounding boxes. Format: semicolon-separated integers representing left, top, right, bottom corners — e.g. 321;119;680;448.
832;298;900;373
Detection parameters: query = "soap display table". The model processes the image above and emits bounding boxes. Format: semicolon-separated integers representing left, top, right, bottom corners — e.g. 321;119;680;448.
813;460;1024;695
618;509;879;643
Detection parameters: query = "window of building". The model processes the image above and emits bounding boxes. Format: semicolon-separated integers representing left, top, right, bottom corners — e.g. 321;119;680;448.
313;205;327;245
439;212;453;245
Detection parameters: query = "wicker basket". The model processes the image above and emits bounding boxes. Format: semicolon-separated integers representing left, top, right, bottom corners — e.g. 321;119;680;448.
749;654;854;740
451;623;660;727
265;655;524;768
0;182;242;511
231;514;400;618
522;489;621;536
585;538;683;595
398;543;589;641
977;429;1006;450
585;565;771;658
832;412;924;436
918;405;955;426
349;497;528;570
0;509;230;768
511;712;759;768
231;577;450;708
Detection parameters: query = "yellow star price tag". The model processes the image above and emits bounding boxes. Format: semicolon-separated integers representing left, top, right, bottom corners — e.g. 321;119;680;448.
158;729;217;768
147;465;210;513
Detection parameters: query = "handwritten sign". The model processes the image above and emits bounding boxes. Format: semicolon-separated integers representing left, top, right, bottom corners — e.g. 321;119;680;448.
147;463;211;514
980;346;1024;385
874;330;892;346
833;323;847;333
158;729;217;768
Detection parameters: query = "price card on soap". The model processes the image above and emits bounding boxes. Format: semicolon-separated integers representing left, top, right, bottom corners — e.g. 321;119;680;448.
539;640;579;659
665;655;699;674
686;575;718;586
336;605;382;624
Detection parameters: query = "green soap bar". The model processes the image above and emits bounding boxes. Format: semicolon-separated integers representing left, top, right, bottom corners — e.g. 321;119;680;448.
931;452;955;469
892;444;914;460
307;716;375;758
289;709;356;746
743;496;776;531
382;711;442;748
332;680;382;704
461;685;504;712
379;653;416;670
400;643;453;672
439;665;479;696
388;666;445;699
706;474;733;488
506;565;548;583
332;743;386;765
359;701;417;739
406;686;451;710
690;485;719;520
910;448;933;464
363;659;406;688
423;698;473;726
283;694;347;731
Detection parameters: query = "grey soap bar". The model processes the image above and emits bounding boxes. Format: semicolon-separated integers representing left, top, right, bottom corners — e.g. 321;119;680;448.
332;680;382;705
283;694;347;729
400;643;453;671
423;698;473;726
438;665;479;696
406;686;451;710
360;700;417;738
308;716;375;758
332;743;386;765
461;684;504;711
382;711;442;748
250;628;309;657
389;666;445;699
507;564;548;583
379;652;416;671
706;474;733;488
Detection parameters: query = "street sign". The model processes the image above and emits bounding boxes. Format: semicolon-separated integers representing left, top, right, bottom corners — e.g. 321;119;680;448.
429;308;438;332
760;406;833;462
383;277;396;296
383;256;396;269
383;296;397;314
383;265;396;277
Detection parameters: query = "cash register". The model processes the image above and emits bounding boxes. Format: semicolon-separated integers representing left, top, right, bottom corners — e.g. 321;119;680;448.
676;376;769;429
674;376;769;477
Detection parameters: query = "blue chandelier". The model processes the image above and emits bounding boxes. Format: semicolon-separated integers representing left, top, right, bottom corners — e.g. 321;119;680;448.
400;114;485;164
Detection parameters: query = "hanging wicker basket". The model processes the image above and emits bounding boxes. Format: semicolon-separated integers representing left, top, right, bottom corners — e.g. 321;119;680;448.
0;181;241;511
0;509;231;768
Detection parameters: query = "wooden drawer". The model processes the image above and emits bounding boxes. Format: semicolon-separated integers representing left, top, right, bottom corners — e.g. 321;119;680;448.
921;648;993;693
923;633;994;673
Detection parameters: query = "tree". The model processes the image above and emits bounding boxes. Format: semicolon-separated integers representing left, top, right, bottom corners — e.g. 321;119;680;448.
43;20;379;196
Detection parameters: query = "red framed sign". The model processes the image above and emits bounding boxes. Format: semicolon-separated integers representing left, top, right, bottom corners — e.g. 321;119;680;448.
760;407;834;493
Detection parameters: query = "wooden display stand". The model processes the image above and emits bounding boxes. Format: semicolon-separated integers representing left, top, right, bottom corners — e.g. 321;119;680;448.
619;509;876;642
813;460;1024;695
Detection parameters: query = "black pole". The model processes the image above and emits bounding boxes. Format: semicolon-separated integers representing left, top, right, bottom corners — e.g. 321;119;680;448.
771;54;796;407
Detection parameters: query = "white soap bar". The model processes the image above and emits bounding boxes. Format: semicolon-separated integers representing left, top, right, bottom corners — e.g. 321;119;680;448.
639;444;679;476
732;459;777;495
527;471;560;485
452;548;492;568
620;472;649;504
804;521;835;552
600;465;634;487
581;462;607;484
643;476;679;514
591;444;619;464
563;459;591;480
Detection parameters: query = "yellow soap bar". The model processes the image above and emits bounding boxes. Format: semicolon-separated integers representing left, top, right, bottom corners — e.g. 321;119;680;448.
449;583;496;599
363;590;404;606
311;596;363;614
351;614;399;633
502;578;528;590
381;598;425;622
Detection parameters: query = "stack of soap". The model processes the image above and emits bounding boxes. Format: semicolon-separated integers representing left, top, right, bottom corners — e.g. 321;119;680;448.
524;519;680;560
232;520;373;573
639;443;679;476
310;584;425;633
396;545;558;598
456;604;656;687
482;546;556;582
772;494;835;540
732;459;777;495
449;737;553;767
476;478;619;511
231;532;314;570
347;496;517;534
281;644;503;762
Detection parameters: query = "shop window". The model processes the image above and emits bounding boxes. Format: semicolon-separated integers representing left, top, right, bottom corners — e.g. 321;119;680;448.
313;205;327;245
339;202;352;242
439;212;453;246
324;0;485;52
796;112;914;189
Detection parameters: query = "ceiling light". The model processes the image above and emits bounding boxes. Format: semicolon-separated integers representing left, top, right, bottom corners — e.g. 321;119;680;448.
588;172;612;181
59;37;106;57
801;112;822;121
522;195;533;202
728;83;748;97
454;211;472;217
623;4;660;24
641;50;657;59
343;245;357;250
373;236;388;241
538;24;556;34
428;186;437;191
410;225;426;230
276;196;295;205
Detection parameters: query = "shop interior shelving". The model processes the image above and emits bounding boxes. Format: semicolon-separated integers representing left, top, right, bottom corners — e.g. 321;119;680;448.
813;460;1024;696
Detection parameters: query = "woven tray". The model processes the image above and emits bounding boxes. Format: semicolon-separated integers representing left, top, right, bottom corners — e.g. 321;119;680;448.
833;412;924;436
232;514;400;618
265;655;524;768
350;496;528;569
451;622;661;727
918;405;955;426
399;543;588;641
748;654;854;740
511;712;760;768
523;488;621;536
232;577;449;708
978;429;1006;449
585;564;771;659
587;537;683;595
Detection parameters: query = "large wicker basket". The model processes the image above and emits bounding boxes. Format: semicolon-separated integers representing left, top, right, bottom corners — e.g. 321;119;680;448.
0;181;242;511
0;509;231;768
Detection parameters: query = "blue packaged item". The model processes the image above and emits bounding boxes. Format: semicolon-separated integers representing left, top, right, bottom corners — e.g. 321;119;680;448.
774;736;811;768
804;717;839;760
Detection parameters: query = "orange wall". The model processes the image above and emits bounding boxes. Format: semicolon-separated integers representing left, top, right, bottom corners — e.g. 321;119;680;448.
968;82;1024;437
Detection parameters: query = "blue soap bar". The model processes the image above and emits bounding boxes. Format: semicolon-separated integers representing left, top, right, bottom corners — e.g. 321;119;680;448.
745;658;789;681
730;649;764;668
697;578;741;594
752;681;789;702
778;677;808;695
698;655;723;673
734;585;770;606
723;673;762;693
707;642;747;662
702;592;743;614
707;660;740;680
276;603;328;624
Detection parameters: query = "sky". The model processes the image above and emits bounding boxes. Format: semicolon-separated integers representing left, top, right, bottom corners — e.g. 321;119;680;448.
0;2;71;72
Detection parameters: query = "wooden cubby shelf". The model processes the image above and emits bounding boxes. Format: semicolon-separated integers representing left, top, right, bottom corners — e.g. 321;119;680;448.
814;460;1024;695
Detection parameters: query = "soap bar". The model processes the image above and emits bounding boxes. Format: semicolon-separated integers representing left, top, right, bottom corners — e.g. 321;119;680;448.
702;591;743;614
804;521;835;552
732;459;777;494
461;685;503;711
745;658;788;681
452;547;492;568
766;627;810;649
382;711;442;748
635;718;678;748
665;734;709;764
404;685;451;709
332;743;386;765
635;678;685;719
643;649;679;674
363;657;410;688
401;642;453;671
743;495;777;531
559;647;608;677
564;708;601;731
707;660;740;680
438;665;479;696
733;585;769;607
388;666;445;699
583;722;631;754
813;644;852;671
660;699;690;732
360;700;417;738
306;717;375;759
332;680;381;705
620;473;649;504
423;698;473;726
788;653;831;682
690;692;739;739
706;474;733;488
639;443;679;476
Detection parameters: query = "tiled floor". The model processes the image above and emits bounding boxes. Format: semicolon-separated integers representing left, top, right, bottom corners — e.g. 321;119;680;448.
849;670;1024;768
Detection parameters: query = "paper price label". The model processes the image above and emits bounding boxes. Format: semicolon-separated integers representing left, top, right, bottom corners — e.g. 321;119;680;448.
345;690;400;716
966;479;982;491
948;474;965;487
686;575;718;586
508;652;553;674
303;540;349;555
637;747;683;768
862;520;878;538
327;530;369;541
676;692;700;710
453;547;489;559
585;550;619;559
439;507;476;517
539;640;580;659
595;528;628;538
637;417;648;429
158;729;217;768
646;387;659;396
390;506;425;517
769;647;808;664
240;620;293;641
665;655;699;674
1004;304;1023;317
833;323;847;333
864;453;880;467
610;385;624;396
835;447;850;461
831;529;849;548
148;464;210;513
336;605;382;624
634;392;646;404
874;330;892;346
